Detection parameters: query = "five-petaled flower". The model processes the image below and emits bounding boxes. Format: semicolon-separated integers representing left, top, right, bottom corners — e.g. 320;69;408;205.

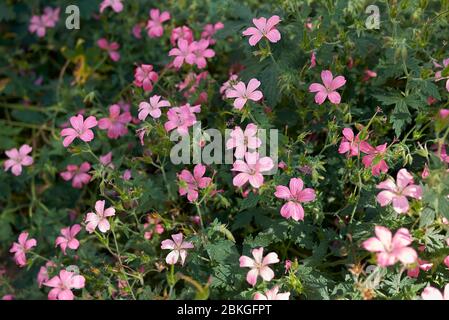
10;232;37;267
232;152;274;188
254;286;290;300
226;78;263;110
160;233;194;265
97;38;121;62
138;95;171;120
338;128;366;157
44;270;85;300
146;9;170;38
85;200;116;233
134;64;159;92
4;144;33;176
60;162;92;189
55;224;81;255
178;164;212;202
274;178;316;221
226;123;262;159
309;70;346;105
360;142;389;176
239;247;279;286
164;103;201;136
98;104;132;139
61;114;98;147
242;16;281;46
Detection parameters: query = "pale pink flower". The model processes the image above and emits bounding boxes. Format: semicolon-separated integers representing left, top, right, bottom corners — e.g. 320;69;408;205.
274;178;316;221
338;128;366;157
434;58;449;93
164;103;201;136
376;169;422;214
360;142;389;176
42;7;60;27
138;95;171;120
144;215;164;240
37;261;56;288
44;270;85;300
98;104;132;139
55;224;81;255
188;39;215;69
421;284;449;300
242;16;281;46
407;258;433;278
29;15;47;37
226;123;262;159
61;114;98;147
97;38;120;62
309;70;346;105
133;64;158;92
146;9;170;38
362;226;417;267
232;152;274;188
178;164;212;202
160;233;194;265
169;39;195;68
254;286;290;300
99;0;123;13
60;162;91;189
226;78;263;110
85;200;116;233
4;144;33;176
9;232;37;267
171;26;194;45
220;74;239;97
239;247;279;286
201;22;224;44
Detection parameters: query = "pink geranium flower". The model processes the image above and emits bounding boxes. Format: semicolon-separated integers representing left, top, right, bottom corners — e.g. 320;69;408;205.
220;74;239;97
99;152;114;168
98;104;132;139
178;164;212;202
164;103;201;136
55;225;81;255
146;9;170;38
99;0;123;13
29;16;47;37
85;200;116;233
254;286;290;300
61;114;98;147
169;39;195;68
160;233;194;265
97;38;120;62
239;247;279;286
226;78;263;110
421;284;449;300
362;226;417;267
132;23;143;39
407;258;433;278
171;26;194;45
9;232;37;267
376;168;423;214
309;70;346;105
188;39;215;69
134;64;159;92
201;22;224;44
226;123;262;159
242;16;281;46
363;69;377;82
144;215;164;240
232;152;274;188
360;142;389;176
338;128;366;157
37;261;56;288
274;178;316;221
60;162;92;189
434;58;449;93
4;144;33;176
42;7;60;27
138;95;171;120
44;270;85;300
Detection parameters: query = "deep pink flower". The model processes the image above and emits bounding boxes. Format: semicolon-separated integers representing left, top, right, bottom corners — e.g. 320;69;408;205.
232;152;274;188
169;39;195;68
146;9;170;38
226;123;262;159
362;226;417;267
226;78;263;110
188;39;215;69
338;128;366;157
42;7;60;27
161;233;194;265
99;0;123;13
133;64;159;92
44;270;85;300
37;261;56;288
242;16;281;46
98;104;132;139
171;26;194;45
85;200;116;233
138;95;171;120
407;258;433;278
434;58;449;93
55;224;81;255
132;23;143;39
239;247;279;286
309;70;346;105
144;215;164;240
254;286;290;300
376;169;422;214
178;164;212;202
360;142;389;176
421;284;449;300
164;103;201;136
61;114;98;147
29;15;47;37
274;178;316;221
97;38;120;62
201;22;224;44
60;162;91;189
99;152;114;168
4;144;33;176
9;232;37;267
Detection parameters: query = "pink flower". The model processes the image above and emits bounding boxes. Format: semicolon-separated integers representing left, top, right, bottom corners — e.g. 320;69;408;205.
55;225;81;255
9;232;37;267
242;16;281;46
421;164;430;179
144;215;164;240
363;69;377;82
122;169;132;181
274;178;316;221
138;95;171;120
444;255;449;269
232;152;274;188
362;226;417;267
98;104;132;139
60;162;92;189
360;142;389;176
37;261;56;288
29;15;47;37
421;284;449;300
220;74;239;97
164;103;201;136
188;39;215;69
4;144;33;176
338;128;366;157
226;123;262;159
97;38;120;62
201;22;224;44
61;114;98;147
434;58;449;93
171;26;194;45
177;72;208;97
178;164;212;202
132;24;143;39
439;109;449;120
309;70;346;105
42;7;60;27
85;200;116;233
407;259;433;278
239;247;279;286
169;39;195;69
2;295;14;300
376;169;422;214
310;51;316;68
254;286;290;300
146;9;170;38
99;0;123;13
226;78;263;110
134;64;159;92
44;270;85;300
99;152;114;168
160;233;194;265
